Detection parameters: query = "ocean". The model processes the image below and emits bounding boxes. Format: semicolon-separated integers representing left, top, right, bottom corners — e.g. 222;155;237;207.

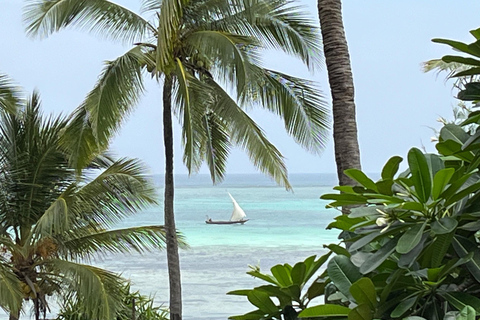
3;173;342;320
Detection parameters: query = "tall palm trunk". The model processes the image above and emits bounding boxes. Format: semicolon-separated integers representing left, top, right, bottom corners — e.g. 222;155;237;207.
318;0;361;186
162;77;182;320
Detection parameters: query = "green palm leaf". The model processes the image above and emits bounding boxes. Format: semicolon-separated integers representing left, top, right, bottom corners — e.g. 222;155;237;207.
156;0;188;73
185;30;256;95
80;47;145;152
244;66;329;153
69;158;157;229
206;79;291;189
0;263;23;314
201;112;230;183
0;74;20;115
60;225;187;259
49;259;125;320
23;0;150;43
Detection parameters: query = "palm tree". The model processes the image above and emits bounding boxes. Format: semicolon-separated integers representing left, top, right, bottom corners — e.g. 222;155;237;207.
24;1;329;318
0;75;182;320
317;0;361;186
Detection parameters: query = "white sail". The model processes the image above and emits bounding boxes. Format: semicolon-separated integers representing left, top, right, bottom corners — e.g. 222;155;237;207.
228;193;246;221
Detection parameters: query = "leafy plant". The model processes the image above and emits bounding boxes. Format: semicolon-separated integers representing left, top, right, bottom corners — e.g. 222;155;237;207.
227;254;333;319
57;283;169;320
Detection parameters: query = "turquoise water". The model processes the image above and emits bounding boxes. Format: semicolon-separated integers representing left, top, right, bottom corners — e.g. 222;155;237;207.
107;173;341;319
2;173;342;320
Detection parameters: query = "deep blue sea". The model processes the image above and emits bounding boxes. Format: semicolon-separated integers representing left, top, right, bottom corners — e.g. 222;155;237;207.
2;173;343;320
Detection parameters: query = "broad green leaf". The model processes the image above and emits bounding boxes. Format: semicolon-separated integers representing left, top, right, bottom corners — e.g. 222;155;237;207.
324;244;350;257
349;278;377;309
430;231;455;268
442;292;480;314
436;140;474;162
455;306;476;320
432;168;455;200
349;231;382;252
442;55;480;66
452;236;480;282
327;255;361;300
432;38;480;58
401;201;425;212
459;82;480;101
228;289;252;296
459;220;480;231
398;233;429;268
345;169;377;191
438;253;473;279
291;262;306;286
390;296;416;318
247;290;278;314
306;280;325;300
348;206;382;218
425;153;444;179
298;304;350;317
471;27;480;40
376;179;394;195
381;156;403;180
271;265;292;287
462;110;480;126
359;239;397;274
397;222;427;254
229;309;267;320
431;217;458;235
348;303;372;320
407;148;431;202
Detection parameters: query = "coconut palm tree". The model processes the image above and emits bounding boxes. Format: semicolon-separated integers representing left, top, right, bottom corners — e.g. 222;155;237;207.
0;75;182;320
23;1;329;318
317;0;361;186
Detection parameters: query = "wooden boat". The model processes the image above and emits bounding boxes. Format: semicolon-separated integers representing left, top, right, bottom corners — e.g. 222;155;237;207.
205;193;248;225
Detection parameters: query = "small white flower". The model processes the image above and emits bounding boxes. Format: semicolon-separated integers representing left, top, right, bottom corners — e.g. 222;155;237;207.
376;217;388;227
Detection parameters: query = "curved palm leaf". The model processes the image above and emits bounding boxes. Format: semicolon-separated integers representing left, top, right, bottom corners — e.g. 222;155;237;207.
48;259;125;320
0;74;20;115
244;66;329;153
201;111;230;183
23;0;151;43
80;47;146;153
185;30;257;96
59;225;187;259
68;158;157;229
206;78;291;189
0;263;23;315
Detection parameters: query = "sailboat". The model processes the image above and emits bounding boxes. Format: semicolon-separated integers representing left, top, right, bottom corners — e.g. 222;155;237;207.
205;193;249;225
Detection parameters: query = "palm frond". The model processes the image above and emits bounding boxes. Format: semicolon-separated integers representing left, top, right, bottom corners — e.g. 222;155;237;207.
32;198;69;238
244;66;329;154
0;263;23;315
173;60;199;173
0;93;72;231
60;107;101;171
141;0;162;13
201;112;230;183
60;225;187;260
156;0;188;73
206;79;291;189
185;30;257;96
69;158;157;229
48;259;125;320
250;0;323;70
0;74;21;115
76;46;145;156
23;0;151;44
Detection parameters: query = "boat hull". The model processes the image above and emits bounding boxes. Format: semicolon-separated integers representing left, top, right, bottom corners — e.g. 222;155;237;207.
205;219;249;225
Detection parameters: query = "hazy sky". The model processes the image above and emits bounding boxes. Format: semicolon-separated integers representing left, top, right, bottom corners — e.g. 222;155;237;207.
2;1;480;180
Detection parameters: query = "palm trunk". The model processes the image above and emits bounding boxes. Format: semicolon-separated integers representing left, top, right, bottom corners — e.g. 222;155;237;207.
317;0;361;186
163;77;182;320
